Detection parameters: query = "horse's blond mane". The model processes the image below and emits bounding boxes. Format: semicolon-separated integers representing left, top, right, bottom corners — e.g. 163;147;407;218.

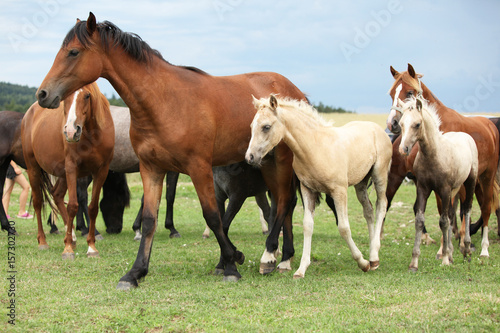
404;97;442;132
256;96;334;127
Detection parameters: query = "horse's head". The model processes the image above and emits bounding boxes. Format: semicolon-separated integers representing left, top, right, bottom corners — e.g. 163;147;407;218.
245;95;286;166
37;12;104;109
387;63;424;134
398;97;424;156
63;82;108;143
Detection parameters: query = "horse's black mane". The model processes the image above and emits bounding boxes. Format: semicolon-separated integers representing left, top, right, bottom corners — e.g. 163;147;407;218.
62;20;208;75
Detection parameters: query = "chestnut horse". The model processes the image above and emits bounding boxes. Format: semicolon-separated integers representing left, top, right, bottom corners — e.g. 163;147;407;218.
387;64;499;258
399;97;478;270
22;82;114;259
36;13;306;289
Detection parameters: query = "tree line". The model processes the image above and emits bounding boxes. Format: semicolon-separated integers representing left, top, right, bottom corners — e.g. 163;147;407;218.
0;82;353;113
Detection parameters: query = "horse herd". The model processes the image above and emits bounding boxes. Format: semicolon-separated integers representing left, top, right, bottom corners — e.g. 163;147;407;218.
2;12;499;290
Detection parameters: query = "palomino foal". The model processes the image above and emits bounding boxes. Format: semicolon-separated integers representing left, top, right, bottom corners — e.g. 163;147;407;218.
246;95;392;277
399;97;478;270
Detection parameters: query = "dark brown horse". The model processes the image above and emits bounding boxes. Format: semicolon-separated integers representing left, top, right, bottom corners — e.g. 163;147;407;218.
387;63;499;258
22;82;114;259
0;111;25;235
36;13;306;289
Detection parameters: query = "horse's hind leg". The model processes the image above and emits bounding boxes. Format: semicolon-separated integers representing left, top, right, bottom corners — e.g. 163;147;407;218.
164;171;180;238
293;184;318;279
409;186;431;272
460;175;476;258
254;191;271;234
354;180;376;266
333;187;370;272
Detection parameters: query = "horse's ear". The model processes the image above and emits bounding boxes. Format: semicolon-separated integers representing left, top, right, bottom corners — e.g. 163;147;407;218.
86;12;97;35
416;99;423;112
76;18;81;23
251;95;260;109
407;63;416;78
390;66;399;78
269;95;278;111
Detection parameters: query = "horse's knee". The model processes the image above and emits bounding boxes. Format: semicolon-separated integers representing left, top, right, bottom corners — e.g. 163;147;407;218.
67;202;79;218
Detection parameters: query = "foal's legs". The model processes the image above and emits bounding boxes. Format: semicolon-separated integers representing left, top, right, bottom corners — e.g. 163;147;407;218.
409;186;432;272
333;186;370;272
293;184;318;279
437;192;453;266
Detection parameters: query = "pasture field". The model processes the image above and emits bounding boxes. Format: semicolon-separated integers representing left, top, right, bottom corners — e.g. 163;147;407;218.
2;114;500;332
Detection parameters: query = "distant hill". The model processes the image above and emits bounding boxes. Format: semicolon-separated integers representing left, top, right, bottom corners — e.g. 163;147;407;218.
0;82;128;112
0;82;37;113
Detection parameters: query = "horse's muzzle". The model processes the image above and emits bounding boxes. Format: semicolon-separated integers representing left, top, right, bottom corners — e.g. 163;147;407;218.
64;125;82;143
37;89;61;109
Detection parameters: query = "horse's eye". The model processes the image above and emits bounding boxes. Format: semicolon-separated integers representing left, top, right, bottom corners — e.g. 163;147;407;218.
262;125;271;133
414;123;421;129
68;49;79;57
406;91;414;98
84;92;91;100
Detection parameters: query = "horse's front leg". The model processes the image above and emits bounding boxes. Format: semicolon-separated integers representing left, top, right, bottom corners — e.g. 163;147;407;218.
87;166;110;257
260;146;296;274
293;184;318;279
52;177;75;259
117;167;165;290
438;192;453;266
409;186;431;272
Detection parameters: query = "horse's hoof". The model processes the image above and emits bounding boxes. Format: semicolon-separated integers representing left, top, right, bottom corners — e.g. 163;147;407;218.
408;266;418;273
95;234;104;241
370;261;380;270
259;262;276;275
133;235;142;241
223;275;240;282
293;274;304;279
62;252;75;260
277;267;291;273
361;263;371;272
202;235;210;239
38;244;49;250
169;232;181;239
50;229;60;235
435;254;442;260
214;268;224;275
87;251;99;258
116;281;136;291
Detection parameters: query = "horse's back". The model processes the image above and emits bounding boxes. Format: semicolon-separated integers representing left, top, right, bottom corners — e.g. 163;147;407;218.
109;106;140;173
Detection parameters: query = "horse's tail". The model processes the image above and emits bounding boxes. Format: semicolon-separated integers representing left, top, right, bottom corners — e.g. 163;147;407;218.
39;171;59;217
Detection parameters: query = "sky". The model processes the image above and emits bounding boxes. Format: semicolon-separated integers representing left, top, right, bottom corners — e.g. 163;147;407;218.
1;0;500;114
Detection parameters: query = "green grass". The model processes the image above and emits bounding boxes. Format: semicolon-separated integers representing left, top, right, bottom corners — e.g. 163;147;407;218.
2;173;500;332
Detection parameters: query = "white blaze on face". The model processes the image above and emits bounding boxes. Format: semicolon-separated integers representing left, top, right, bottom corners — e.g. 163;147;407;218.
387;83;403;129
64;89;81;140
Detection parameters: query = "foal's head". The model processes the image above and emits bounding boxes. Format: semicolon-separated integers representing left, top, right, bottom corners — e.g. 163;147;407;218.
398;98;426;156
63;82;107;143
245;95;286;166
387;63;424;134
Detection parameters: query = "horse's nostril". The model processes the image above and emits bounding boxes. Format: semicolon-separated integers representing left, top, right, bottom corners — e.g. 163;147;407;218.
76;125;82;136
38;89;48;101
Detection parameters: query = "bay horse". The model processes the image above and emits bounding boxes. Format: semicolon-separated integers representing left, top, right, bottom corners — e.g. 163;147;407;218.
0;111;25;235
398;97;478;270
36;13;306;289
387;64;499;258
22;82;114;259
246;95;392;278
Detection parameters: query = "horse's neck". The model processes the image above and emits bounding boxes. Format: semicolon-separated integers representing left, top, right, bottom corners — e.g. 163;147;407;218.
278;108;328;162
417;110;441;160
103;50;172;117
